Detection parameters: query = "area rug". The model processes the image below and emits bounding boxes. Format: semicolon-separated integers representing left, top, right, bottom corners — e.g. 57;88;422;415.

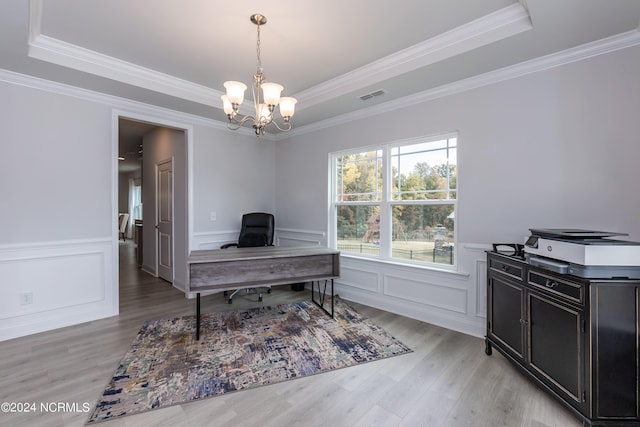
87;297;411;423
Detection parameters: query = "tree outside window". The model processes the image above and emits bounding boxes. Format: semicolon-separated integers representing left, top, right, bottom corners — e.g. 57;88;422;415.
332;135;457;267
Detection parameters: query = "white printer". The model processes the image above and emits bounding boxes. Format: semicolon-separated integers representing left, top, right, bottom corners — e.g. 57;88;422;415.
524;228;640;278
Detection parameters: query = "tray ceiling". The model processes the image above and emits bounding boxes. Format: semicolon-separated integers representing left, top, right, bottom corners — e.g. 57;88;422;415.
1;0;639;134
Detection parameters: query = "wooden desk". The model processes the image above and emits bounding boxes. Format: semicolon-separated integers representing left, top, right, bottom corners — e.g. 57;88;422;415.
188;246;340;339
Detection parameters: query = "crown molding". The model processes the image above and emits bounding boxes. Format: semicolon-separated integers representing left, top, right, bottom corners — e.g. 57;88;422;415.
288;29;640;138
27;0;43;44
27;0;529;114
5;29;639;143
28;34;221;107
0;68;214;127
0;68;271;139
12;0;640;141
27;1;220;107
23;0;640;138
293;3;532;110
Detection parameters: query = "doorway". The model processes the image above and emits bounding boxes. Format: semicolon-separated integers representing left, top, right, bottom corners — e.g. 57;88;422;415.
117;115;190;298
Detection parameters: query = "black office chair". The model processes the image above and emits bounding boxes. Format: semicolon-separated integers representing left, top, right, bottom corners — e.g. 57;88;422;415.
221;212;275;303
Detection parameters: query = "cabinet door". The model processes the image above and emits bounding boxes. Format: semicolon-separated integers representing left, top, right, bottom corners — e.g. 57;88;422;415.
488;274;525;360
591;284;639;419
528;292;586;410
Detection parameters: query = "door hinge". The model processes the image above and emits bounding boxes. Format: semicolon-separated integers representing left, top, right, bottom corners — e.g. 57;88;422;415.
583;391;587;402
581;319;586;333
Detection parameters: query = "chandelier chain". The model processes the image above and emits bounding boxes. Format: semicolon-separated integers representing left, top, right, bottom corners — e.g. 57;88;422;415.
256;24;263;76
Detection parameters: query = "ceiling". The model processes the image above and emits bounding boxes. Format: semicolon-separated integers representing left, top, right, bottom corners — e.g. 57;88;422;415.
2;0;640;146
118;119;152;173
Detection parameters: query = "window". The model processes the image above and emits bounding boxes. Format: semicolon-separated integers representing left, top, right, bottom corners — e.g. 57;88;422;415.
331;134;457;267
127;178;143;239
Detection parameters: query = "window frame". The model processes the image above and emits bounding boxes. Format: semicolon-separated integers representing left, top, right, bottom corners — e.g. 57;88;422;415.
329;133;458;269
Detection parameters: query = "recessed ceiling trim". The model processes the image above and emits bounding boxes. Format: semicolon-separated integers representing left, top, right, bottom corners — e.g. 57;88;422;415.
289;29;640;138
0;68;238;132
27;0;530;114
28;33;221;106
28;0;43;43
27;0;220;106
294;3;532;110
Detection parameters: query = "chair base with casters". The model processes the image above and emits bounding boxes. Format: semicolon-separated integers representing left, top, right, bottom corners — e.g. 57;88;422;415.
224;287;271;304
221;212;276;304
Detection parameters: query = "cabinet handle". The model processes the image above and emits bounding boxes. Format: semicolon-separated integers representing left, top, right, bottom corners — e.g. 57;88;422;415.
501;265;509;272
544;279;558;289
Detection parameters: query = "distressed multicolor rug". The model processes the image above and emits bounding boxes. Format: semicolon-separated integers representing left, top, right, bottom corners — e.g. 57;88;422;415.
87;298;411;423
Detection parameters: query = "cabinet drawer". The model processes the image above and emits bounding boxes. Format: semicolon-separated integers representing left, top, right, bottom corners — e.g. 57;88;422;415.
528;271;584;305
489;257;525;282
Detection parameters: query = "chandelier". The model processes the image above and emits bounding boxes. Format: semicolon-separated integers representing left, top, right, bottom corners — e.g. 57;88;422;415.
221;14;297;136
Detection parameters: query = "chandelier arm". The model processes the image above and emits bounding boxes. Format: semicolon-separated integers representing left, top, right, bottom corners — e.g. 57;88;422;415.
228;114;257;127
270;120;293;132
226;122;243;131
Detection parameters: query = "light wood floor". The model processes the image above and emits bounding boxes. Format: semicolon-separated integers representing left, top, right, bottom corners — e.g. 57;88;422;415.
0;241;582;427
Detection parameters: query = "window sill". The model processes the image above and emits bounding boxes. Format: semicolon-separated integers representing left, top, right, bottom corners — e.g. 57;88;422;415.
339;252;470;279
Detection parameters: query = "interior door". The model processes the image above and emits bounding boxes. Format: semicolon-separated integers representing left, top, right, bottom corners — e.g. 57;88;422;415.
157;158;173;282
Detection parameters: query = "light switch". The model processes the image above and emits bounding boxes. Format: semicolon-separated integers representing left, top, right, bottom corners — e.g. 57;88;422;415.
210;211;216;221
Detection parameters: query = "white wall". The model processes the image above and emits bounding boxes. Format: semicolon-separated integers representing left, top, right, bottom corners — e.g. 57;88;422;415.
1;84;113;242
0;73;276;341
274;44;640;336
0;80;117;340
1;41;637;341
190;128;276;250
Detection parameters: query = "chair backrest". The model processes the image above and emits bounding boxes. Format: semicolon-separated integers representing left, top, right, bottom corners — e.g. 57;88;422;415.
118;213;130;233
237;212;275;247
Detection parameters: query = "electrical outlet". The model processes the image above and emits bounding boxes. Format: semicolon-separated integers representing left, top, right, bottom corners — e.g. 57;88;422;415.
20;292;33;305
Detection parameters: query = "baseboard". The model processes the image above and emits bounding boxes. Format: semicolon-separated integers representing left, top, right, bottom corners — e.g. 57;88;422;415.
141;264;156;276
338;286;485;338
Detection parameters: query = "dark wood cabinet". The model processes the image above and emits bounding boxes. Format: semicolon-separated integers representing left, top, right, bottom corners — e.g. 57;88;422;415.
486;252;640;426
135;222;143;267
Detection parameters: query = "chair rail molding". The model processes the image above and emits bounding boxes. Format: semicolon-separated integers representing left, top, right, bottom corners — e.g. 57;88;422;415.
192;230;242;250
275;228;326;247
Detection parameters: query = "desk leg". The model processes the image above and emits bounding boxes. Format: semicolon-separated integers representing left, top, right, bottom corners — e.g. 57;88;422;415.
196;293;201;341
311;279;334;318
